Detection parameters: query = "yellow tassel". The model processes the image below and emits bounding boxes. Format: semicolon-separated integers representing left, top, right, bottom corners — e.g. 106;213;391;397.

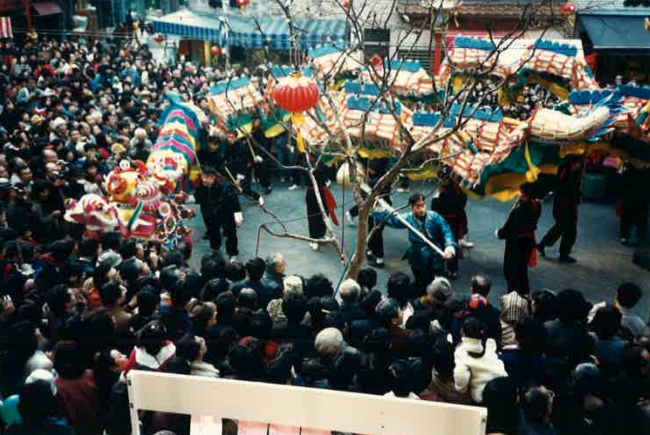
524;142;541;182
292;113;306;153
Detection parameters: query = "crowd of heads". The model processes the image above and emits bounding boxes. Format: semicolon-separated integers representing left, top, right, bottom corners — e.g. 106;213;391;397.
1;34;650;435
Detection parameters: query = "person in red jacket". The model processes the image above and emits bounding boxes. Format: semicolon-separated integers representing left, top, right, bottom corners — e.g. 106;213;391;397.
53;341;102;435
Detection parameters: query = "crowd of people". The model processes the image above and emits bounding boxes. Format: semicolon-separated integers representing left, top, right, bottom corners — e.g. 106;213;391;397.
1;33;650;435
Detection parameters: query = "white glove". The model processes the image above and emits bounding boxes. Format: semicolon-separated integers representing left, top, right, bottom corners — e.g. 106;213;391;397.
234;212;243;226
288;145;295;154
443;246;456;260
236;173;245;181
258;196;265;207
373;199;386;213
254;155;263;164
494;229;500;239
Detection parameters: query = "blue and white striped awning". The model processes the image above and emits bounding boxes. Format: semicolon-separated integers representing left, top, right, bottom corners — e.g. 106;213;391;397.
152;9;348;50
152;9;229;47
222;15;348;50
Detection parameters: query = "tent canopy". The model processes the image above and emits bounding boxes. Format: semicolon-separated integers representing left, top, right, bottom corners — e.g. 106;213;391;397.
577;14;650;54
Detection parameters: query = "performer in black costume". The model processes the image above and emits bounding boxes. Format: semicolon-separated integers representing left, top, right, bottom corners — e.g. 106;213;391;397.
345;158;391;268
430;167;469;279
496;182;542;295
617;163;649;245
224;131;264;205
306;161;338;251
537;155;583;263
194;166;243;262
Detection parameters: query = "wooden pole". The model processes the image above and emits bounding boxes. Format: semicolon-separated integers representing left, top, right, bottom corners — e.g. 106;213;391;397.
24;0;33;33
203;40;211;68
433;31;442;75
361;184;445;256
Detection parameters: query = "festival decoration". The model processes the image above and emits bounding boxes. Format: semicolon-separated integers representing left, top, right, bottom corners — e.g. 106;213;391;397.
154;33;164;43
64;194;118;233
273;71;320;152
208;76;264;135
65;159;195;244
363;59;435;96
308;44;361;79
199;35;650;201
237;0;250;11
211;45;222;56
561;2;576;14
147;95;208;190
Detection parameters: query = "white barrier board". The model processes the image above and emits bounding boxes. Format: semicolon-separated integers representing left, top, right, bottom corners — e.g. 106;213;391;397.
127;371;487;435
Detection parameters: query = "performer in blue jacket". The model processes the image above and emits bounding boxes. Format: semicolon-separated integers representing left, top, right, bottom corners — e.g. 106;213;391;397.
374;193;457;295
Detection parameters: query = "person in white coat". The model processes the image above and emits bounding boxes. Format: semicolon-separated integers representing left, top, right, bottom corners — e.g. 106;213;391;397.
454;317;508;404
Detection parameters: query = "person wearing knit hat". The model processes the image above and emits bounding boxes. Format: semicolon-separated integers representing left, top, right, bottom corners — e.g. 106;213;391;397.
427;277;454;305
469;275;503;349
315;327;343;358
500;291;529;346
110;143;126;155
468;294;489;310
266;298;286;324
51;117;66;130
282;275;303;295
30;114;43;126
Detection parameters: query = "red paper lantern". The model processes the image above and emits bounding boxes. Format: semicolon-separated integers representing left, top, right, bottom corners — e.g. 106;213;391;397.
273;71;319;152
343;0;351;9
211;45;222;56
237;0;250;7
370;54;383;68
273;71;319;113
154;33;164;43
561;2;576;15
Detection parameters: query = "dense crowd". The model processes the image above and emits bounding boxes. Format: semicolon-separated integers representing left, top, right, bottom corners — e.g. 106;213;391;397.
0;35;650;435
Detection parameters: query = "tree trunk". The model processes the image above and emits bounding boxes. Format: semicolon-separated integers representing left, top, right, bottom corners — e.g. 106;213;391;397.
346;199;370;280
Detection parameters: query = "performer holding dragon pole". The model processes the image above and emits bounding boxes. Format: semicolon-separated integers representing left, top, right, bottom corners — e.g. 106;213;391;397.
373;193;456;295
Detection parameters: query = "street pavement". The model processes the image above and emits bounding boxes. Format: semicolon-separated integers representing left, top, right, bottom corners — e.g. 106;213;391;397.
187;179;650;321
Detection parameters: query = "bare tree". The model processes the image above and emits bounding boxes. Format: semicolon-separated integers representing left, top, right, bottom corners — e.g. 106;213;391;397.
216;0;552;279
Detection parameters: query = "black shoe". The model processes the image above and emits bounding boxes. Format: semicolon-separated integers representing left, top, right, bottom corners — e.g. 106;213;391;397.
558;255;577;263
368;257;385;268
366;253;386;269
537;243;546;257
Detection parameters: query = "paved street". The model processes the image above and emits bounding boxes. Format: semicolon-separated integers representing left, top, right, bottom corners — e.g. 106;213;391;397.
188;179;650;321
